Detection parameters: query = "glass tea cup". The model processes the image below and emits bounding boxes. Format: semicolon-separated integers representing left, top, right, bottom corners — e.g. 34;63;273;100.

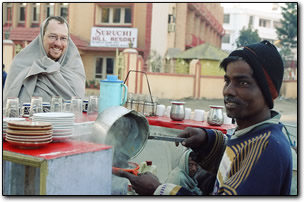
5;97;20;118
29;96;43;116
71;96;83;122
87;96;99;121
50;96;63;112
63;100;71;112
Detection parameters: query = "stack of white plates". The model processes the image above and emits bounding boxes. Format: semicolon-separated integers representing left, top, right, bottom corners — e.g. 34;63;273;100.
3;118;26;139
5;121;52;149
33;112;75;142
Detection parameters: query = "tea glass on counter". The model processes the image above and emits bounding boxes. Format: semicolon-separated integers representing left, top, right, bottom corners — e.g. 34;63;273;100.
63;100;71;112
21;103;31;117
125;93;133;110
43;102;51;113
137;94;146;114
29;96;43;116
71;96;83;122
5;97;20;118
131;94;139;111
51;96;63;112
142;95;157;116
126;93;157;116
87;96;99;121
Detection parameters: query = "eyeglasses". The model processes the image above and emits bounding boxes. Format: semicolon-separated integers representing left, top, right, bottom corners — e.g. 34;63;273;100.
47;35;68;43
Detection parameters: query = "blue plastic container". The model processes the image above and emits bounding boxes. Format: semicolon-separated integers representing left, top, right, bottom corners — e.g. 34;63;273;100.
99;75;128;113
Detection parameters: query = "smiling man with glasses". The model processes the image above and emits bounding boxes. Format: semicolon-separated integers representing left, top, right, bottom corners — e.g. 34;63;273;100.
3;16;86;105
43;17;69;61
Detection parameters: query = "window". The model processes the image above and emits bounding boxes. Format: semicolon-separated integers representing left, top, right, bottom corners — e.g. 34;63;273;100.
101;8;110;23
95;57;115;79
249;16;254;26
32;3;40;22
223;14;230;24
5;3;12;24
222;34;230;44
259;18;271;28
100;7;132;25
46;3;54;18
124;8;131;23
59;3;69;19
113;8;121;23
19;3;26;22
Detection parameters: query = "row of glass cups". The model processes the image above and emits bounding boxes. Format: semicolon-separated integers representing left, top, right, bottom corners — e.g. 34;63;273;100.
4;96;99;122
125;93;158;116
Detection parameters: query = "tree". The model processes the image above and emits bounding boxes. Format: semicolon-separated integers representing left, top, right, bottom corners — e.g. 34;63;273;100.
236;26;261;47
275;3;297;62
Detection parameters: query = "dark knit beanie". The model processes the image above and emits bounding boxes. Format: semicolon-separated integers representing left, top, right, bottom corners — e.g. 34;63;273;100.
220;40;284;109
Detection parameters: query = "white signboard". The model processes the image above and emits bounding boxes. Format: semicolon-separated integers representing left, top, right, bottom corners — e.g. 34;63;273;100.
90;27;138;48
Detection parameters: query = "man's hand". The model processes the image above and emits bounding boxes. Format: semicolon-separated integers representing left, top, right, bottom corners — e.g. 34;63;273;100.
175;127;208;150
113;169;161;195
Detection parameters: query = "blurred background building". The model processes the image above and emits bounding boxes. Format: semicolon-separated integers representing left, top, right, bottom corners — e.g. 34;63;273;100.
220;2;297;81
2;2;296;99
221;3;282;52
3;2;224;82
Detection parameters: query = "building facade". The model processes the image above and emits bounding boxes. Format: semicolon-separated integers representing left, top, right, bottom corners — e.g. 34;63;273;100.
221;3;282;53
3;2;224;89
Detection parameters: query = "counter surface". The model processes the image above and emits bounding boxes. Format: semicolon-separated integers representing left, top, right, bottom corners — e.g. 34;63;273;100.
147;116;236;134
3;140;112;160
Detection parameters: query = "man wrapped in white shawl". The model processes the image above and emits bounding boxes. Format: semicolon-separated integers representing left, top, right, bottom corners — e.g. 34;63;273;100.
3;16;85;106
164;149;202;195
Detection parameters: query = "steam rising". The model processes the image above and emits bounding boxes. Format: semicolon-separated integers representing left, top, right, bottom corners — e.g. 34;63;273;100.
107;115;139;168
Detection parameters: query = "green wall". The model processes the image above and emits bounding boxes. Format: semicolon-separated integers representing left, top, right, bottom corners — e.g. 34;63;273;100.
200;60;225;76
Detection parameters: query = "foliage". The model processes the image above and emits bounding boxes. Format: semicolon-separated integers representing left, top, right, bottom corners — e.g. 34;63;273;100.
147;50;163;72
276;3;297;61
236;26;261;47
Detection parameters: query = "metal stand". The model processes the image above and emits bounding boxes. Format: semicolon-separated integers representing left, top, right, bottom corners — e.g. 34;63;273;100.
124;70;157;116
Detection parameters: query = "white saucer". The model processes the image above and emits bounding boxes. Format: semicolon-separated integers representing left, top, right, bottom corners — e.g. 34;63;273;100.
4;118;26;122
33;112;75;118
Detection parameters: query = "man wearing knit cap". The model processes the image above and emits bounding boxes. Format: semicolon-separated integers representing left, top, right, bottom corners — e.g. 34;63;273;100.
114;41;293;195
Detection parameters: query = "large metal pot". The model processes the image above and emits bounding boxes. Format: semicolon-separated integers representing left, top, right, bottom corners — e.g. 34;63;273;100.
91;106;149;167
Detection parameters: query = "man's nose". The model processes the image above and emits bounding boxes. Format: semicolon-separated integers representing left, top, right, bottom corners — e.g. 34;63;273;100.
223;82;236;96
54;38;62;46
